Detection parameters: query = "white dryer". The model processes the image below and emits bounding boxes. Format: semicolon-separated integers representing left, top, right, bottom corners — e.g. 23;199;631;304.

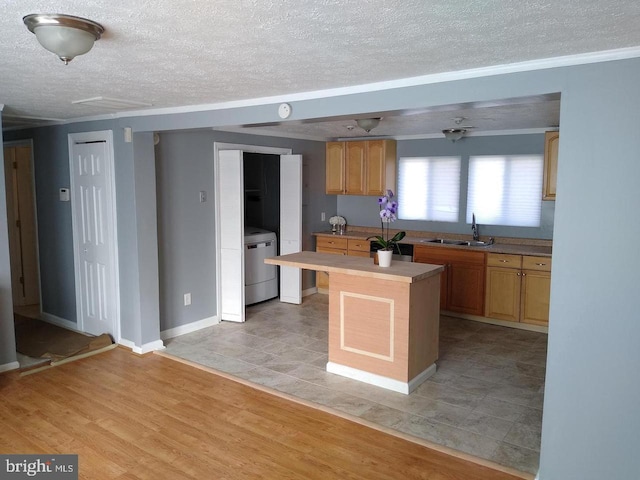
244;227;278;305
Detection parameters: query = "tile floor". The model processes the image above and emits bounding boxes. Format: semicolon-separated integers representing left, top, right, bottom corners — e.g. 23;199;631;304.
164;294;547;474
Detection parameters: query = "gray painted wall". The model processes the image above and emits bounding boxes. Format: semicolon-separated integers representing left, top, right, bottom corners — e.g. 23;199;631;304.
0;111;18;367
133;132;161;345
538;60;640;480
155;130;218;331
338;134;555;239
154;129;329;331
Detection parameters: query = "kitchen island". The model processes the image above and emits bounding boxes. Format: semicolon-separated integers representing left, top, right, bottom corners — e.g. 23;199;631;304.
265;252;443;394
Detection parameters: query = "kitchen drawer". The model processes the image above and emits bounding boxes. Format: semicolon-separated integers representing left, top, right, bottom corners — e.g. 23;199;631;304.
347;238;370;254
316;246;347;256
316;236;348;250
522;255;552;272
487;253;522;268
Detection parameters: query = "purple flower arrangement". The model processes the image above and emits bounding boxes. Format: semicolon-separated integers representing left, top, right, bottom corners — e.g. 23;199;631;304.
368;190;406;252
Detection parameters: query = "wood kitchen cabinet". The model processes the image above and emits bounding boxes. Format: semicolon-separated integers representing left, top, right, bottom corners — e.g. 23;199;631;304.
543;131;559;200
345;141;366;195
325;140;396;195
414;245;486;316
326;142;346;195
315;236;370;291
485;253;551;326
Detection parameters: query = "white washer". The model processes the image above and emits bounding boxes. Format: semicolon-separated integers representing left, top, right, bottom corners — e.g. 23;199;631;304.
244;227;278;305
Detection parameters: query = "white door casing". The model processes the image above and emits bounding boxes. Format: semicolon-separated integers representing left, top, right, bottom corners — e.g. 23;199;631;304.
218;149;245;322
279;154;302;304
68;131;119;338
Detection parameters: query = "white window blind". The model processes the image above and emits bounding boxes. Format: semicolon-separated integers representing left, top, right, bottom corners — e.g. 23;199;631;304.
398;157;461;222
466;155;543;227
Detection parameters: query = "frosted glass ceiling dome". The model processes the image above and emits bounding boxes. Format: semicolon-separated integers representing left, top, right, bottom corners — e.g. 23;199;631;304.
23;14;104;65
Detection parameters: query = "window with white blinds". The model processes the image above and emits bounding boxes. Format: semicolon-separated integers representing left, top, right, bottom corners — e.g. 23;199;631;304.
398;157;461;222
466;155;543;227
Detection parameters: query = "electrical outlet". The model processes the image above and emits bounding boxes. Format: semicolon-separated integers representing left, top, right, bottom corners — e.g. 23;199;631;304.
321;212;326;221
184;293;191;306
199;191;207;203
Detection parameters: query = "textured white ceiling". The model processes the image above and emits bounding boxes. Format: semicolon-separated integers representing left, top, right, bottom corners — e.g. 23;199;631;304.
1;1;639;137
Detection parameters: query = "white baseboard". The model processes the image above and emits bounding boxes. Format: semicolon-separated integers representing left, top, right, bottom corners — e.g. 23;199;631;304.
326;362;436;394
0;361;20;373
40;312;82;332
408;364;438;393
442;310;549;333
119;338;165;354
160;315;219;340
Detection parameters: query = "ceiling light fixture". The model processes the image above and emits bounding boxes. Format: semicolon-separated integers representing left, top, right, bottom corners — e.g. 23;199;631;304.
442;128;467;142
356;118;381;133
23;13;104;65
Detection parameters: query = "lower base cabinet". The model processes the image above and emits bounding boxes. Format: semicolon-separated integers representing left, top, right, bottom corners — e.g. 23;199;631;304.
485;253;551;326
315;236;369;291
414;245;485;316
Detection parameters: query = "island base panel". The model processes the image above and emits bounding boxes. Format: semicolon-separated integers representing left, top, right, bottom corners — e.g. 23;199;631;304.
327;272;440;393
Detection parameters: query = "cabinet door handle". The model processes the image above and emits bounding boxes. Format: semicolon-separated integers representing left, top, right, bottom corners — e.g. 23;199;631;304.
535;262;546;266
517;272;521;276
499;259;509;263
522;272;526;276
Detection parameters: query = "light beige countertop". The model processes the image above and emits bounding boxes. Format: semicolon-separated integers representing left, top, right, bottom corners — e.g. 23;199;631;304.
265;251;443;283
314;229;553;257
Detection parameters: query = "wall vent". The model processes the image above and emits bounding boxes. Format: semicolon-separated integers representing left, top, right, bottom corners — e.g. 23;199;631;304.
72;97;152;110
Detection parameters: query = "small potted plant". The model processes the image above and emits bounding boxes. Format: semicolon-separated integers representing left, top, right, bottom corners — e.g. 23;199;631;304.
368;190;406;267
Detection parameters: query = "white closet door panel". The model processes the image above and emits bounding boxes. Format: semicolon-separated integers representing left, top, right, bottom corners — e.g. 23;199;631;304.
279;154;302;304
220;250;243;322
219;150;245;321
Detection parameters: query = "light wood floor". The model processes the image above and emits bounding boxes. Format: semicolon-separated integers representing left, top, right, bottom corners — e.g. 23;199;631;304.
0;348;526;480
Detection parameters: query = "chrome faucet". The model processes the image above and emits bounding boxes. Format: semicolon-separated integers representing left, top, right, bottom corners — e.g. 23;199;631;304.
471;213;480;241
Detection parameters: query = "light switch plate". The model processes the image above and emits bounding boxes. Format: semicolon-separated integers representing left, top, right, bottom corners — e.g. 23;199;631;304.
59;188;70;202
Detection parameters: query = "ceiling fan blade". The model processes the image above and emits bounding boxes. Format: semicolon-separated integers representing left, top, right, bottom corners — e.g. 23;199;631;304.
241;122;282;128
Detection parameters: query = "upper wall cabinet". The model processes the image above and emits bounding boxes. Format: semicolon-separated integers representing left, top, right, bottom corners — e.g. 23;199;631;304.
326;142;346;194
325;140;397;195
543;131;559;200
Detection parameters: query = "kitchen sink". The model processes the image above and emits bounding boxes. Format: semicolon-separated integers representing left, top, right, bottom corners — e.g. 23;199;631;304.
458;240;493;247
421;238;466;245
419;238;494;247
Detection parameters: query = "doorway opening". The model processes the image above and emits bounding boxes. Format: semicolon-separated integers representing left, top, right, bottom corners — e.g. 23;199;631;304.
215;142;301;323
243;152;280;305
4;141;43;368
3;142;40;313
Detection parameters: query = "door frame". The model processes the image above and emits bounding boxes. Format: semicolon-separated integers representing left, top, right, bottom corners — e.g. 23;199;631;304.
213;142;292;321
2;139;41;311
68;130;121;341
